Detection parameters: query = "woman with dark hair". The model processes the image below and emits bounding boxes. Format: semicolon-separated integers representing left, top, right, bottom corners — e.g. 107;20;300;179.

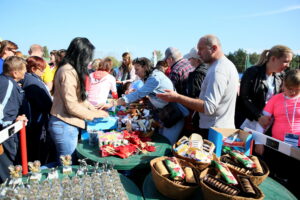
49;37;108;164
236;45;293;130
21;56;53;164
115;52;137;96
0;40;18;74
117;57;188;144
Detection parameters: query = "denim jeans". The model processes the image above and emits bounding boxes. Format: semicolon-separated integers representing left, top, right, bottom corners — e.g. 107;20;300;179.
48;116;79;165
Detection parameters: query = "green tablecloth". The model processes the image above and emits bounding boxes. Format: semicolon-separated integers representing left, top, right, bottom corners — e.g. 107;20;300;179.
143;173;297;200
23;166;143;200
76;133;172;170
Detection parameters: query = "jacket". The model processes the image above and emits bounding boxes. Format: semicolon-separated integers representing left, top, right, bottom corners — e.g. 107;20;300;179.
50;64;98;129
186;63;208;98
236;64;282;126
0;75;25;161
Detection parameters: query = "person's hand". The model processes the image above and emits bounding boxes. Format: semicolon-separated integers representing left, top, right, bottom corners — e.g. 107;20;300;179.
125;88;135;94
117;98;126;106
258;115;271;129
16;114;28;125
93;109;109;118
156;89;179;102
254;144;264;156
116;80;123;84
94;103;105;110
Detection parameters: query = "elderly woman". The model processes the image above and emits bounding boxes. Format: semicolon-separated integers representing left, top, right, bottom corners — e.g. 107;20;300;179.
117;57;188;144
21;56;53;164
236;45;293;129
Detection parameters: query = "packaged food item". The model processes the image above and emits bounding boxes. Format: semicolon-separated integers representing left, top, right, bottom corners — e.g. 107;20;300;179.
174;143;189;157
203;174;240;196
250;156;264;175
184;167;196;184
223;147;256;169
154;161;169;177
176;136;189;146
237;175;257;198
186;147;211;163
163;157;185;181
212;160;238;185
189;133;203;149
221;156;252;175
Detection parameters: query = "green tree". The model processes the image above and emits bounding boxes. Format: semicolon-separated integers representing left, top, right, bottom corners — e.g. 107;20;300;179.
249;52;260;66
290;54;300;69
156;50;163;61
226;49;247;72
43;46;50;59
108;56;120;69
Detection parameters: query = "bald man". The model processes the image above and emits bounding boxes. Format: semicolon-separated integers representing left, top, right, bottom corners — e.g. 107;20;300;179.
157;35;239;138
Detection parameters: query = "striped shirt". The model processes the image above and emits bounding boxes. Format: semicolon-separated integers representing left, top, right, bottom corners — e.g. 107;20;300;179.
169;58;194;95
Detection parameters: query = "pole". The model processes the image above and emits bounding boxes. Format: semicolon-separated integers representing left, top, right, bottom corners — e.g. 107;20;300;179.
19;123;28;175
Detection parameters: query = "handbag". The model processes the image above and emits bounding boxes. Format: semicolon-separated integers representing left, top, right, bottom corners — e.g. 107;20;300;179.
158;102;183;128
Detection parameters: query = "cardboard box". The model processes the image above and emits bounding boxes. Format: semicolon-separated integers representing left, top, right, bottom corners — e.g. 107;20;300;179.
208;127;253;157
244;127;300;161
86;117;118;131
81;117;118;141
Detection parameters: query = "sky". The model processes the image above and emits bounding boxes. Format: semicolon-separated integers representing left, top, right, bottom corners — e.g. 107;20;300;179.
1;0;300;60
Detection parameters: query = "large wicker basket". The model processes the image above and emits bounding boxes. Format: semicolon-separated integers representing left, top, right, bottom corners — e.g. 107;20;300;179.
221;155;269;185
200;178;265;200
150;156;199;200
173;139;216;171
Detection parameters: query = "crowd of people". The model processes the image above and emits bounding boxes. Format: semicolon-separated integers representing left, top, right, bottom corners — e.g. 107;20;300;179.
0;35;299;196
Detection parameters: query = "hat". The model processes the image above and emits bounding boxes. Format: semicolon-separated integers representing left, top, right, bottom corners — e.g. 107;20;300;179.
184;47;200;60
163;47;182;61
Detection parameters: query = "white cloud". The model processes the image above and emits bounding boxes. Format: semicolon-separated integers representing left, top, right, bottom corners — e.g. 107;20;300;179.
294;49;300;55
238;5;300;18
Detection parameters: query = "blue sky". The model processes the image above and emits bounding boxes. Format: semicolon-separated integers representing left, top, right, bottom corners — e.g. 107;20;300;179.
1;0;300;60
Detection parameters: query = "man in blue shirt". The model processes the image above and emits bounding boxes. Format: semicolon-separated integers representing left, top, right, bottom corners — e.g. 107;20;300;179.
0;56;28;183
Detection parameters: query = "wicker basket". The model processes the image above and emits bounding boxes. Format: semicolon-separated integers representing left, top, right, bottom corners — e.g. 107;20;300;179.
221;155;270;185
150;156;199;200
141;129;155;138
200;178;265;200
173;139;216;171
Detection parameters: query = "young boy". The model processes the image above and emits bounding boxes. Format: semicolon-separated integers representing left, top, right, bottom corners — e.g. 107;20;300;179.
0;56;28;183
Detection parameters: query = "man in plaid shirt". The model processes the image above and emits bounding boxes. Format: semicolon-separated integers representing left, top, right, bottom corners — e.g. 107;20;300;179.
164;47;194;95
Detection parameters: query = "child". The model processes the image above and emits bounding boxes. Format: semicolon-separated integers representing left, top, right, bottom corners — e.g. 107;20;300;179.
257;69;300;151
0;56;28;183
257;69;300;197
87;57;118;108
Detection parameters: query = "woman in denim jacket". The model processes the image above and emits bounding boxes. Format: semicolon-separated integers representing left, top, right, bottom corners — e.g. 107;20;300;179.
117;57;189;144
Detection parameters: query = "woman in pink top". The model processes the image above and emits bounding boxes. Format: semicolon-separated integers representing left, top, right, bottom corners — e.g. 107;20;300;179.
88;57;118;107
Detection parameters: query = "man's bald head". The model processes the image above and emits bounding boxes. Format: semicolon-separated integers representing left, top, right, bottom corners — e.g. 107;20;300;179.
28;44;44;57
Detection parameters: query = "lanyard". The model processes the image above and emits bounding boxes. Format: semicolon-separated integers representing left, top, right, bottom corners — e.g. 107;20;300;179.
284;96;299;132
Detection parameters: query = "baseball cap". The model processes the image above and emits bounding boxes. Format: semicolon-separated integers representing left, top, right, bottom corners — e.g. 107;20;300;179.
184;47;200;60
163;47;182;61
